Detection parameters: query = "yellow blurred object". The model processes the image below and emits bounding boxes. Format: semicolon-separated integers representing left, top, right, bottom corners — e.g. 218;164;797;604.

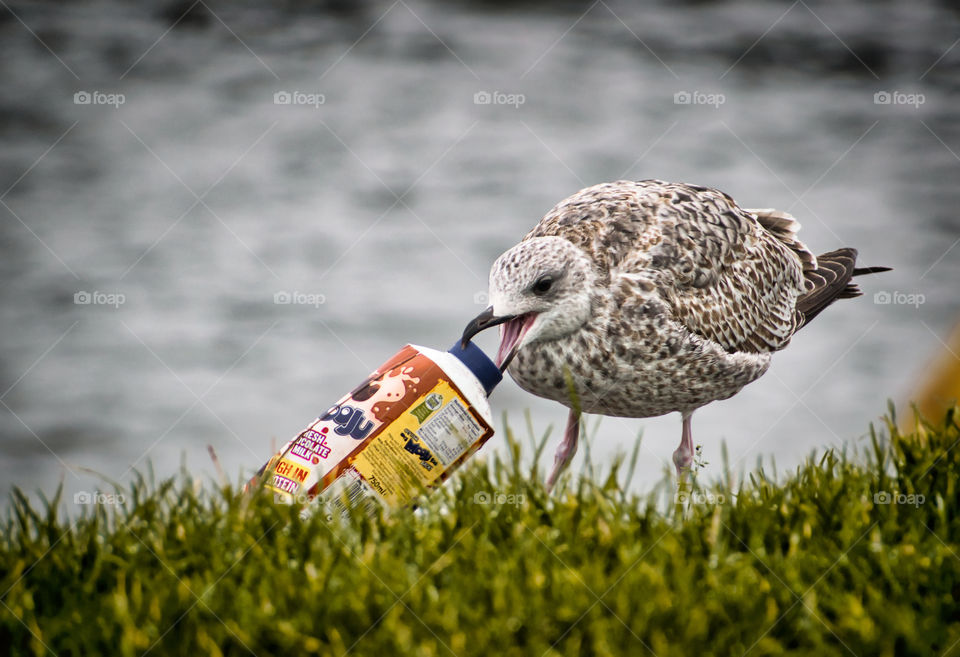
904;321;960;430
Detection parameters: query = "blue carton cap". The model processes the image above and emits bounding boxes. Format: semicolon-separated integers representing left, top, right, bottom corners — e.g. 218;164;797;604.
448;340;502;397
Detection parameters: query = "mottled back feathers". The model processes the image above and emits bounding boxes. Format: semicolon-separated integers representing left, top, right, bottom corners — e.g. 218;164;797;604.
523;180;869;356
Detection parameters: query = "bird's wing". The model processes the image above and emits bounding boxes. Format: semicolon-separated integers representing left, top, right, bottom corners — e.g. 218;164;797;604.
526;180;810;354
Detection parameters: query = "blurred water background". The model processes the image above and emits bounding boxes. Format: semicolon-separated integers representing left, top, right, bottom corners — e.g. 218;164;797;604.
1;0;958;509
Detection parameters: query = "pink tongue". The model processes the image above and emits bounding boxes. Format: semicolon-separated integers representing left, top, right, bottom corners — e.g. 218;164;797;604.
496;315;528;367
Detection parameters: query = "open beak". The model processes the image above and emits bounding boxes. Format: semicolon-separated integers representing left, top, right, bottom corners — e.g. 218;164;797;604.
461;306;537;372
461;306;514;347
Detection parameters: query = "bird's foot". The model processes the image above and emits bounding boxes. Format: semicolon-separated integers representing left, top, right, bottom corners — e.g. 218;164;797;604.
545;441;575;493
545;409;581;493
672;448;694;481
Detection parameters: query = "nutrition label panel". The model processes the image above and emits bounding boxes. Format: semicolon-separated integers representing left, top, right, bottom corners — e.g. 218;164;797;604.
417;398;483;466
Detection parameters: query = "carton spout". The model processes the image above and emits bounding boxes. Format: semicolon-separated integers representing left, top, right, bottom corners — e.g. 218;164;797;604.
448;341;502;396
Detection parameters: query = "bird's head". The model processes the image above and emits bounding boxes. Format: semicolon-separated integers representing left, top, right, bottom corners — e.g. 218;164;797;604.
461;236;595;371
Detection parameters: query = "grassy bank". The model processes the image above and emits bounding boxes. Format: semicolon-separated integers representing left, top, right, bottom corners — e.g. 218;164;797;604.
2;407;959;657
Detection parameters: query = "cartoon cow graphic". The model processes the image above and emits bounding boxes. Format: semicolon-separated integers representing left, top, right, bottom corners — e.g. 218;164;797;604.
345;361;422;425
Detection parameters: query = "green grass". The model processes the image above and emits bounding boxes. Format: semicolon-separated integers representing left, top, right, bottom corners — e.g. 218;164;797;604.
2;406;959;657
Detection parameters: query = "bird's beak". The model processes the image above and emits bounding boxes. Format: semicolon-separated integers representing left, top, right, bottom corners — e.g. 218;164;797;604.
461;306;537;373
460;306;515;348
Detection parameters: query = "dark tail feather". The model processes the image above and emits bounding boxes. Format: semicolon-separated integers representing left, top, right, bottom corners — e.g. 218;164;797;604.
796;249;891;328
853;265;893;276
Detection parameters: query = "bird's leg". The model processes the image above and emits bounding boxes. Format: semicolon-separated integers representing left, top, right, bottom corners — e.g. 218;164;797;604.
546;409;581;492
672;412;695;480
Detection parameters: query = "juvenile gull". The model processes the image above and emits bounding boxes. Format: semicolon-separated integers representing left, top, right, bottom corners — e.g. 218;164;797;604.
461;179;889;491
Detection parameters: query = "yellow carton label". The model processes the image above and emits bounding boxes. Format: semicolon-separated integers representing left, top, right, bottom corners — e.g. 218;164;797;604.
350;380;487;506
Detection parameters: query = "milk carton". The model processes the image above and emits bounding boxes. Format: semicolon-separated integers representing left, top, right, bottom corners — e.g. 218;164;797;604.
251;341;501;516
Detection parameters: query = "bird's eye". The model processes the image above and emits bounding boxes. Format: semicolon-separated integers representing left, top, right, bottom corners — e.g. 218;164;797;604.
532;275;554;295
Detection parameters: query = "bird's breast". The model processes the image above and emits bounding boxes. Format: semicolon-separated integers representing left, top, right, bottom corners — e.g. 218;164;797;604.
506;314;771;418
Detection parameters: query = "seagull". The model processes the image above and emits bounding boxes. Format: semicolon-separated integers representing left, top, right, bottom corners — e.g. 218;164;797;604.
461;180;889;491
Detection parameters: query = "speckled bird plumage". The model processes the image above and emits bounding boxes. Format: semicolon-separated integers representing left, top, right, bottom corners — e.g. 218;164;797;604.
464;179;888;488
492;179;804;416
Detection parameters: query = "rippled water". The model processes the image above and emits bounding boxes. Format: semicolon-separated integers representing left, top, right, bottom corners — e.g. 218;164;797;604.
1;0;958;507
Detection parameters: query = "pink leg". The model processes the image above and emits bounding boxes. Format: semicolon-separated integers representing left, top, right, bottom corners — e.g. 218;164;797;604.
672;412;695;479
546;409;581;492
